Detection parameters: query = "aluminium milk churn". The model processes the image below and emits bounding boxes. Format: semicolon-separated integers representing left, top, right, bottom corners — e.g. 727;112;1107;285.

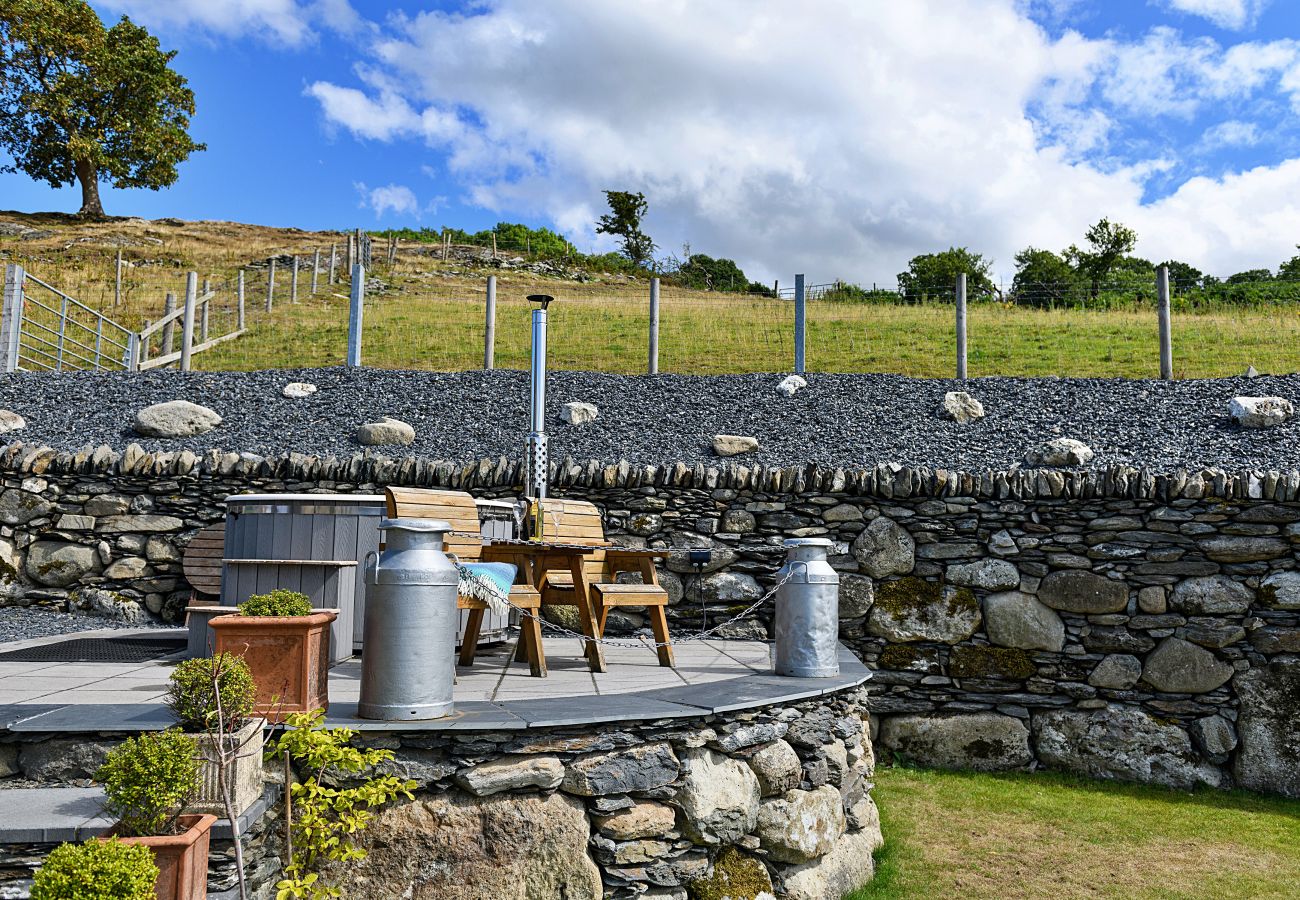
773;538;841;677
358;518;459;720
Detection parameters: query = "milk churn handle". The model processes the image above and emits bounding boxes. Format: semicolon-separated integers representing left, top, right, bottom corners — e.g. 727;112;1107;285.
364;550;379;576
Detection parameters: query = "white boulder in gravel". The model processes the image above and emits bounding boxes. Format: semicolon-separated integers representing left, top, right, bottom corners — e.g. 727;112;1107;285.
133;400;221;438
937;391;984;424
713;434;759;457
560;401;599;425
1025;437;1094;467
776;374;807;397
356;417;415;446
0;410;25;433
1228;396;1293;429
282;382;318;399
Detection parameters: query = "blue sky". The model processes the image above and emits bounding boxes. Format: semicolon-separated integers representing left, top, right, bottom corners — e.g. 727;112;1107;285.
3;0;1300;283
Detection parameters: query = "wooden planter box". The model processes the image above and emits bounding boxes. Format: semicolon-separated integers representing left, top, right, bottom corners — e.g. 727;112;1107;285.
112;813;217;900
189;717;266;817
209;611;336;719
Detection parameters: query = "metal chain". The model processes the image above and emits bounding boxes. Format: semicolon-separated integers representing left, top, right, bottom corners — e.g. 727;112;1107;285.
448;528;802;649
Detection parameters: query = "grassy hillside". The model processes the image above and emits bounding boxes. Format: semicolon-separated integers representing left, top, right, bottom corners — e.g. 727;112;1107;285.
3;211;1297;378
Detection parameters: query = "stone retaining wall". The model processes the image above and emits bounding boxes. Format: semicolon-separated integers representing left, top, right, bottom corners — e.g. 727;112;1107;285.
0;443;1296;797
1;688;879;900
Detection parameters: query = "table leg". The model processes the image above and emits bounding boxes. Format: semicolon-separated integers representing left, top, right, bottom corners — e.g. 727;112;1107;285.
570;558;606;673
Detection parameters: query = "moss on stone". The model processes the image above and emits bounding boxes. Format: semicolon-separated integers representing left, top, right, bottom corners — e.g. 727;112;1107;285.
1258;583;1279;608
0;556;18;584
688;847;773;900
874;577;941;616
949;645;1035;680
879;644;920;669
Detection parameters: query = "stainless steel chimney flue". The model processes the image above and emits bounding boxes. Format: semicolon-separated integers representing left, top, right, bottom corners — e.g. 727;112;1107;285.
525;295;554;536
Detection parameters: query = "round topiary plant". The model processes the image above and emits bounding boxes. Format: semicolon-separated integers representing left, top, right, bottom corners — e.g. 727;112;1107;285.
239;589;312;617
31;838;158;900
166;653;257;733
95;729;199;837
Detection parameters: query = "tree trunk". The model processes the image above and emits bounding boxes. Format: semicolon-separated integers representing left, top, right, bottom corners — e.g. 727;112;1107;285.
74;159;105;219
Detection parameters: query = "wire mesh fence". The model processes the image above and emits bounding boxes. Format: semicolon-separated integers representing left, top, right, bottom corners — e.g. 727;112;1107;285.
7;229;1300;378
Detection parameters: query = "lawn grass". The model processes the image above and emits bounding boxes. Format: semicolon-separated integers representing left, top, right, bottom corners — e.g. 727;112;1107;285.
6;212;1300;378
852;766;1300;900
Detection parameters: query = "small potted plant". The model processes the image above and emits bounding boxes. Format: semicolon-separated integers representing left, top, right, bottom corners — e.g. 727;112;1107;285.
95;730;216;900
208;589;337;718
31;838;158;900
166;653;265;818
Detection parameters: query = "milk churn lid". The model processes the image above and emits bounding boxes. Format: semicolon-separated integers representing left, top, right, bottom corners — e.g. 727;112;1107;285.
782;537;833;549
378;517;452;532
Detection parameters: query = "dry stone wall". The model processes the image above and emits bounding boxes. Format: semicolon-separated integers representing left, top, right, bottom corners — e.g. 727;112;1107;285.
2;687;879;900
0;442;1295;797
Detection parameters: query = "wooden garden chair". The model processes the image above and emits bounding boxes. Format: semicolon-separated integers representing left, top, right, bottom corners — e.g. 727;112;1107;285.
526;498;675;668
385;487;546;676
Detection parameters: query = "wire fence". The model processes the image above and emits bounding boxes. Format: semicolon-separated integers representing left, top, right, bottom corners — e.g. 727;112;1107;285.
6;230;1300;378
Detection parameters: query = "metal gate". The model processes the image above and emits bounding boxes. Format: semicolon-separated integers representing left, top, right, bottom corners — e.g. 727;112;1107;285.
1;263;136;371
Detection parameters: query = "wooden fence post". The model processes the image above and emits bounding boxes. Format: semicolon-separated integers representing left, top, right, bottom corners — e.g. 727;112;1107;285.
181;272;197;372
347;264;365;367
114;249;123;308
329;244;338;285
649;277;660;375
346;233;355;272
162;292;176;357
237;270;245;331
794;274;806;374
312;249;320;295
1157;265;1172;379
291;257;299;304
267;258;276;312
956;272;968;380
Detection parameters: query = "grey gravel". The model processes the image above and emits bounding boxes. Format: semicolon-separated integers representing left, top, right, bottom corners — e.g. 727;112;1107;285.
0;607;164;643
2;367;1299;471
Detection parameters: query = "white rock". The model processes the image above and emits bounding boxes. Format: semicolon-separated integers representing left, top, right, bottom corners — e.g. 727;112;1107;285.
1261;570;1300;610
937;391;984;424
0;410;26;433
1026;437;1094;467
946;559;1020;590
1228;396;1294;428
673;748;760;845
713;434;759;457
776;374;807;397
282;382;318;399
133;400;222;438
356;417;415;446
560;401;599;425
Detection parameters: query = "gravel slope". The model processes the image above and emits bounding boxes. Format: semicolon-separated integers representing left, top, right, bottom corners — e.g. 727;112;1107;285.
1;367;1297;471
0;607;166;643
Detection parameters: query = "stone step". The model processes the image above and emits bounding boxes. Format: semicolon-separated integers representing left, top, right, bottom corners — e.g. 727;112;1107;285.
0;786;274;844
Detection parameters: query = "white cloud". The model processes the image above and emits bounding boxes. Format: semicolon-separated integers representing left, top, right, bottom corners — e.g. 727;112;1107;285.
356;183;420;219
1157;0;1271;30
1201;119;1261;148
309;0;1300;282
96;0;362;46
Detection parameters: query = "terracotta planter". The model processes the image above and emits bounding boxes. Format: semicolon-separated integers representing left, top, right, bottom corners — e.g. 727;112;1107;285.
112;813;217;900
209;611;336;719
188;717;266;817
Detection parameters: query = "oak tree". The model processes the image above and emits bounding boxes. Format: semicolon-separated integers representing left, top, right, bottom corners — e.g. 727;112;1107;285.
0;0;204;218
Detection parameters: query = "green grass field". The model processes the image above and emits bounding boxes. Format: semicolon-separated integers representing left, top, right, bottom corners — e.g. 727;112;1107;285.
199;287;1300;378
852;766;1300;900
5;213;1299;378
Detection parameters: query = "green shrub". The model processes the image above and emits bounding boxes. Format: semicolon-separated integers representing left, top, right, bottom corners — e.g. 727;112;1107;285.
96;730;199;837
166;653;257;732
240;589;311;617
268;710;416;899
31;839;158;900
